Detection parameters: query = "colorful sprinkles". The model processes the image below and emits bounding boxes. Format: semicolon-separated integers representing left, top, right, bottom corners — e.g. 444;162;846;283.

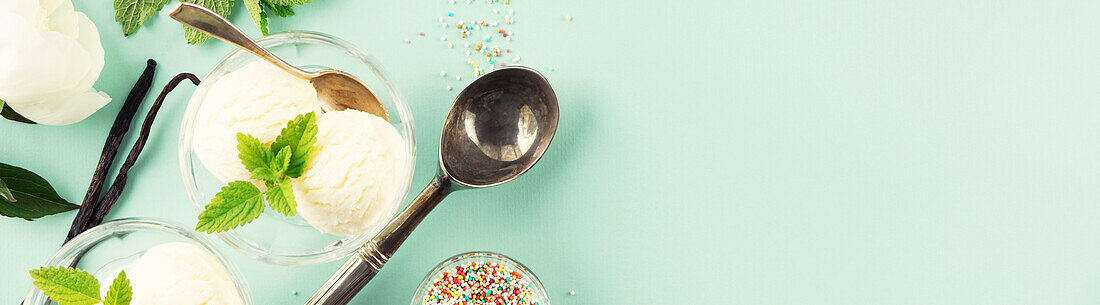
422;261;542;305
411;0;565;90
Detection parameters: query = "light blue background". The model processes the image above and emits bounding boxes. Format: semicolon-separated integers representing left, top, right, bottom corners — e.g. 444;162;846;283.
3;0;1100;304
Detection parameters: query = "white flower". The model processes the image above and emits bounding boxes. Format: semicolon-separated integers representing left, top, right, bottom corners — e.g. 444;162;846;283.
0;0;108;125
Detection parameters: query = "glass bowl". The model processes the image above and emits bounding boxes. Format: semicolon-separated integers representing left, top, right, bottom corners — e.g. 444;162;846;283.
412;252;551;305
23;218;252;305
178;31;416;265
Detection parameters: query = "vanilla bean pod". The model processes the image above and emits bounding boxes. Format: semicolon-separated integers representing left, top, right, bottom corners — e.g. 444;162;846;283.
66;59;157;242
79;73;201;233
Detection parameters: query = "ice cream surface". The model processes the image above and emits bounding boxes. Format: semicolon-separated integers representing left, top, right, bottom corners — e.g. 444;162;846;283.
125;242;244;305
194;60;321;183
292;110;407;236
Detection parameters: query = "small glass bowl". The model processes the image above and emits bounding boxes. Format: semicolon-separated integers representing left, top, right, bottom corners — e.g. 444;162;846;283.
412;252;551;305
178;31;416;265
23;218;252;305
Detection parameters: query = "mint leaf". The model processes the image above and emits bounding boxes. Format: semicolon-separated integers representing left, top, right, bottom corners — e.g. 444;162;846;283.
203;113;317;232
113;0;171;36
180;0;234;44
271;146;292;175
0;162;77;220
249;167;278;182
103;271;132;305
267;0;312;5
236;133;272;174
196;181;265;233
29;267;101;305
243;0;269;36
261;0;295;17
270;112;317;178
264;179;296;216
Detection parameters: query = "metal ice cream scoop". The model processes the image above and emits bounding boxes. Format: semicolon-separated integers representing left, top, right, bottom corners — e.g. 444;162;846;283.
169;3;388;120
306;66;560;304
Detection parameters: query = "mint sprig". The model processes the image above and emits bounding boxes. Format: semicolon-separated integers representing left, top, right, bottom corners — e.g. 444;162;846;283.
196;181;265;232
103;271;133;305
196;112;317;233
29;267;132;305
113;0;171;36
113;0;316;44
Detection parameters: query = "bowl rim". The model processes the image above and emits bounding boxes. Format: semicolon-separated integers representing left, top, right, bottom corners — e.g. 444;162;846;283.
177;30;416;266
22;218;253;305
411;251;551;305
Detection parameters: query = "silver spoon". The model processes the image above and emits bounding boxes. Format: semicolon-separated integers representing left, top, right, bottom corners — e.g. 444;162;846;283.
169;3;388;120
306;66;560;305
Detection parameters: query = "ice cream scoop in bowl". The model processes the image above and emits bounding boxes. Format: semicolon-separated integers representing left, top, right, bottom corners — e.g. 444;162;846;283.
177;30;414;265
307;67;559;304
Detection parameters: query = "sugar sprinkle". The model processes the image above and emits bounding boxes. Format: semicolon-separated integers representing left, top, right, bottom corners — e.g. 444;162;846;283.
421;261;542;305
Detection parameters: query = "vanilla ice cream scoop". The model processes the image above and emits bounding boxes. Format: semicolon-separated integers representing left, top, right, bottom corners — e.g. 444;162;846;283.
125;242;245;305
292;110;407;236
194;60;321;183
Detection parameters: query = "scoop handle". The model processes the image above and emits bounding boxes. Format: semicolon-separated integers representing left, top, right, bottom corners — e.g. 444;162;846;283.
168;3;310;79
306;175;453;305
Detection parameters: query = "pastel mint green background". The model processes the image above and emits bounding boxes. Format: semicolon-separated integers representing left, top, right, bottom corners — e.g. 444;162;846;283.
3;0;1100;304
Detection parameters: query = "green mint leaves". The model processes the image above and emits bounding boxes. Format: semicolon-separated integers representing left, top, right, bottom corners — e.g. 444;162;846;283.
29;267;100;305
103;271;133;305
113;0;171;36
265;179;296;216
262;0;295;17
196;181;265;232
243;0;269;36
113;0;315;43
179;0;235;44
196;112;317;233
245;0;312;35
270;111;318;178
29;267;132;305
267;0;312;5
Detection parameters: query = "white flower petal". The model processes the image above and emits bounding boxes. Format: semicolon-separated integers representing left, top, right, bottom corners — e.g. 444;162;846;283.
0;13;83;102
44;0;78;37
6;88;110;125
0;0;108;125
72;12;104;91
0;0;38;21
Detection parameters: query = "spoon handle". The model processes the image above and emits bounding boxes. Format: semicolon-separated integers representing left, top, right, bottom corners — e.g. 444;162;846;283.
168;3;310;79
306;176;453;305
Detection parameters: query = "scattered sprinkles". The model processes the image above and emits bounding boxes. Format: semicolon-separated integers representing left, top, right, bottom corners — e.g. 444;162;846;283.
422;261;542;305
423;0;567;90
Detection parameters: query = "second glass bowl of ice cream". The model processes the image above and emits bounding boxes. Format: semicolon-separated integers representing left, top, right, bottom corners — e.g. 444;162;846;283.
23;218;252;305
179;31;416;265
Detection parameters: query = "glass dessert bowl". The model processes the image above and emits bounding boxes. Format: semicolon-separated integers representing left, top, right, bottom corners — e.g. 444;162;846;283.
179;31;415;265
412;252;551;305
23;218;252;305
